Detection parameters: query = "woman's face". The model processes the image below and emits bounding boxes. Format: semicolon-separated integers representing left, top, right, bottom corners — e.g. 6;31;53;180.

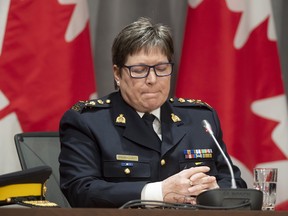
113;48;171;113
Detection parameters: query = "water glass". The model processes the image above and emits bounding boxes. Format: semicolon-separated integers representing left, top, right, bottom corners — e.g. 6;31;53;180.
253;168;277;211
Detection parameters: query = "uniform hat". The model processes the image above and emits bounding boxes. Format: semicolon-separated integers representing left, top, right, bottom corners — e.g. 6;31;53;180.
0;165;58;207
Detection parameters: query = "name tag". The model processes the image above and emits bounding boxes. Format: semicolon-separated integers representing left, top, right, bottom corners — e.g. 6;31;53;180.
116;154;139;161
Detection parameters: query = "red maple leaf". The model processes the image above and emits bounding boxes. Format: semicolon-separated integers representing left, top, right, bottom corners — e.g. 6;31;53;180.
176;0;286;171
0;0;95;132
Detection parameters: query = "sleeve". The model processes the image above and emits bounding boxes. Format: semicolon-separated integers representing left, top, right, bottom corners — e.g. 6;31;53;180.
59;110;147;208
141;182;163;201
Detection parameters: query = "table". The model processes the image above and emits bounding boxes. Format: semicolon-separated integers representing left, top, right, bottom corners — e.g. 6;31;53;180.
0;208;288;216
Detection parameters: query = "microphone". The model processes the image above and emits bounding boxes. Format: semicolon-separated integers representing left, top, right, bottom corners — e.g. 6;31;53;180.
201;120;237;189
195;119;263;210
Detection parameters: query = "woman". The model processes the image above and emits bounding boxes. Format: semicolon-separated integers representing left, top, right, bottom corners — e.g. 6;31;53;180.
59;17;247;208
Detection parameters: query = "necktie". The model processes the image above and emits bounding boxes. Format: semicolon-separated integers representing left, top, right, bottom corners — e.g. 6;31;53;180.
142;113;161;145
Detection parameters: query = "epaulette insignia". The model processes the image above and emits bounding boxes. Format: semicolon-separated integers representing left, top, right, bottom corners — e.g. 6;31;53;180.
97;99;104;105
194;100;212;108
71;101;85;112
169;97;212;109
187;99;195;103
85;100;96;106
71;98;111;113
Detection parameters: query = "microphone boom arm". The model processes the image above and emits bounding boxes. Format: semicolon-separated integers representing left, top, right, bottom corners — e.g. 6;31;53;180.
202;120;237;189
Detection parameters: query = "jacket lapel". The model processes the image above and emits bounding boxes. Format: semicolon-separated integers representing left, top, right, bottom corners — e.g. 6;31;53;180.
160;102;191;156
110;92;190;154
111;92;161;152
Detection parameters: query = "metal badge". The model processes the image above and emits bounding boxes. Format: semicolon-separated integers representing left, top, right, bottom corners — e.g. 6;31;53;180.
116;114;126;124
97;99;104;105
171;113;181;122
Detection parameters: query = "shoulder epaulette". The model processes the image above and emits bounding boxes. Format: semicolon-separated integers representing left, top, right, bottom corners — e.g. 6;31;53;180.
169;97;212;110
71;98;111;113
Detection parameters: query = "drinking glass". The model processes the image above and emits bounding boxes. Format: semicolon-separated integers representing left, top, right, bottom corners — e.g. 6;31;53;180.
253;168;277;211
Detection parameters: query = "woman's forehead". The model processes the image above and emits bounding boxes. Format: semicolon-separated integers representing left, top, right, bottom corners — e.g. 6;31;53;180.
129;46;167;57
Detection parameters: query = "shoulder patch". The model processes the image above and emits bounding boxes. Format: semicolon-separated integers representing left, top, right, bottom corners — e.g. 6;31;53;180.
169;97;212;109
71;98;111;113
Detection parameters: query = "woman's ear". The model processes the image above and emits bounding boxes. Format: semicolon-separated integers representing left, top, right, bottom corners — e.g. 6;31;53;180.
113;65;121;87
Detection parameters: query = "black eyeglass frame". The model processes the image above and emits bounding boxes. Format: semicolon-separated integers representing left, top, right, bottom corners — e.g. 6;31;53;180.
121;62;174;79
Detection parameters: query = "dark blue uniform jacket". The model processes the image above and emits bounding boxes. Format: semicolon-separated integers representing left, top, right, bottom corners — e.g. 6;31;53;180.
59;91;247;208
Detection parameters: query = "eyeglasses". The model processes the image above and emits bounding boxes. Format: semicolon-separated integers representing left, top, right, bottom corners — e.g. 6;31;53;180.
122;62;174;79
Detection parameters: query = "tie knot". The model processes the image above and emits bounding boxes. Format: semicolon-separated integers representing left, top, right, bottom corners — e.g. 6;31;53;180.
142;113;156;124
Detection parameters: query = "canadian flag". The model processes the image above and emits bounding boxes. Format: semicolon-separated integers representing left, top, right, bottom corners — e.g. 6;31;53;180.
176;0;288;210
0;0;96;174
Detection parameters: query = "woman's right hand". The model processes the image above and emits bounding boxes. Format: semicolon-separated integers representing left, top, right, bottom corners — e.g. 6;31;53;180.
161;166;219;204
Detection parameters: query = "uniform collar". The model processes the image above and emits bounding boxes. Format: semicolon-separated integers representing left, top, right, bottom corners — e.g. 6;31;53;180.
137;108;161;121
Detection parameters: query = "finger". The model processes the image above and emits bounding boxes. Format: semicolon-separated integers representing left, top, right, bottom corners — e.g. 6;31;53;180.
181;166;210;178
190;175;216;185
188;180;219;195
189;172;209;182
184;195;197;205
187;183;209;195
189;179;193;187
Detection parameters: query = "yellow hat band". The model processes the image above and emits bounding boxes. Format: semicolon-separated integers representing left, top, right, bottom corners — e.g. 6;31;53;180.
0;183;43;201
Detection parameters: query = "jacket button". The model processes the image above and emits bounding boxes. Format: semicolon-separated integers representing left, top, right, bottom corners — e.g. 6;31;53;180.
160;159;166;166
124;168;131;175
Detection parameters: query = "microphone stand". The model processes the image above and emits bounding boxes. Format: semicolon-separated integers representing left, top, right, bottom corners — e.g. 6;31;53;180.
196;120;263;210
202;120;237;189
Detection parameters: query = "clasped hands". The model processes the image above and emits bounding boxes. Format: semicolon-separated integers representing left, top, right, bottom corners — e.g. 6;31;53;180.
162;166;219;204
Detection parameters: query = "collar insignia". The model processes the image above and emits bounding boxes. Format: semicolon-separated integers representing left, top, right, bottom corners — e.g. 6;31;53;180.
171;113;181;122
116;114;126;124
